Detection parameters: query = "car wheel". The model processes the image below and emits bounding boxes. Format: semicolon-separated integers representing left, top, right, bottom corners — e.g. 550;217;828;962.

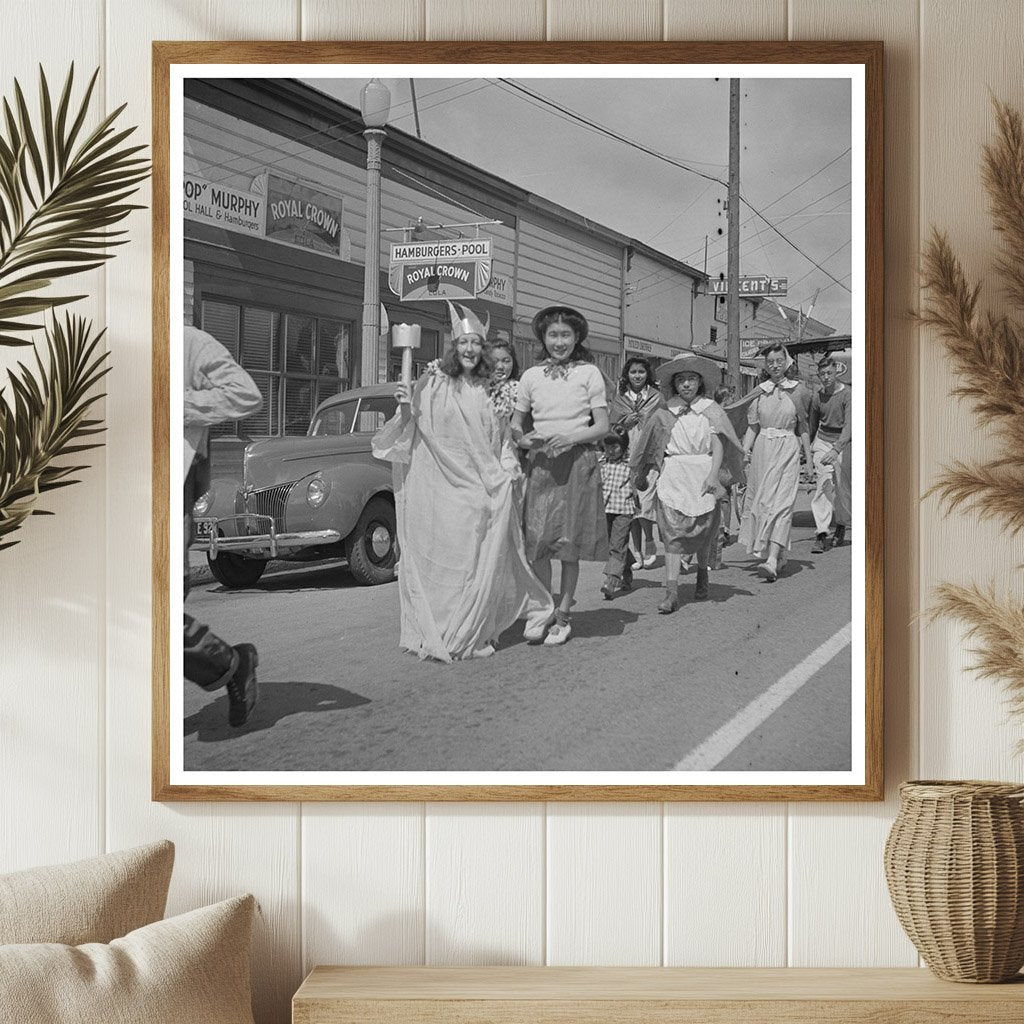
346;497;397;586
207;551;267;588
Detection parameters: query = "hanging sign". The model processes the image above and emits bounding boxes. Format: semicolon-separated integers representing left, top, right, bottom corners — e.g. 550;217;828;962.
389;238;492;302
183;175;265;238
265;174;345;258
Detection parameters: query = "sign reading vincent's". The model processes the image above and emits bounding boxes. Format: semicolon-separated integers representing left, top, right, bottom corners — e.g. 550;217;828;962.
265;174;345;258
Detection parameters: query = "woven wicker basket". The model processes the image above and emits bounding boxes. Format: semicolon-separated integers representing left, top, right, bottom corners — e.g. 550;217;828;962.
884;780;1024;982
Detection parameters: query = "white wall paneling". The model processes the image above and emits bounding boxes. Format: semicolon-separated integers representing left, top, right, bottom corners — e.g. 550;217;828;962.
7;5;1024;1024
664;804;787;966
425;803;544;964
302;0;425;40
303;804;426;970
787;0;921;968
103;5;303;1023
546;1;662;41
0;0;106;876
664;0;787;40
425;0;545;41
546;804;662;964
918;0;1024;778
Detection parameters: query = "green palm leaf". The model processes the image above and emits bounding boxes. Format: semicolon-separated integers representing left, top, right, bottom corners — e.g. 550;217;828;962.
0;312;110;548
0;65;149;346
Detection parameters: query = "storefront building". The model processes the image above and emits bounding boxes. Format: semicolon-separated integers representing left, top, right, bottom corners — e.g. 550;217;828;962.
182;78;711;466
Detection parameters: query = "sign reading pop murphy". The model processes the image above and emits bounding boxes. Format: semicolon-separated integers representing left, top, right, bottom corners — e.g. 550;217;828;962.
183;175;265;238
266;174;345;258
389;239;492;302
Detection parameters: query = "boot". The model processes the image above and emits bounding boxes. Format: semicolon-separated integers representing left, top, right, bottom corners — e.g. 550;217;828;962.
601;575;621;600
812;532;831;554
621;567;633;592
226;643;259;727
833;525;847;547
694;566;709;600
657;581;678;614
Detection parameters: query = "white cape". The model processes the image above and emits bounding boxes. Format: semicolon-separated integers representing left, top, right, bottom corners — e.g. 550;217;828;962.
372;371;553;662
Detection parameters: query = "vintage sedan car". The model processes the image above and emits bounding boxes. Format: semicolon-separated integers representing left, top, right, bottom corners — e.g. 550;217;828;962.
191;384;399;588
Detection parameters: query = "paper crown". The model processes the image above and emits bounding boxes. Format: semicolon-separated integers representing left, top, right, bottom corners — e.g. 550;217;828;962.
446;301;490;340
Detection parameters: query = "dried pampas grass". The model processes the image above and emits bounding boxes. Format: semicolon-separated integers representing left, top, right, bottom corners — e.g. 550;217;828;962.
919;98;1024;718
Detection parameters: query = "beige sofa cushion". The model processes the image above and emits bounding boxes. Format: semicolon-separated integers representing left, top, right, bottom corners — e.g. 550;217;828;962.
0;894;256;1024
0;840;174;945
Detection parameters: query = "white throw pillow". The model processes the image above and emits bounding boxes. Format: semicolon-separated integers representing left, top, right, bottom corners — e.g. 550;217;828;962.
0;840;174;945
0;894;257;1024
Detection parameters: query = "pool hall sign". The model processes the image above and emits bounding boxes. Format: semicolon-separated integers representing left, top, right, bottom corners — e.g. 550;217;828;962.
389;238;493;302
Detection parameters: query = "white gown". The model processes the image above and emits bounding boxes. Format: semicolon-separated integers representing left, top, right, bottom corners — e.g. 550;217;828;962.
372;369;553;662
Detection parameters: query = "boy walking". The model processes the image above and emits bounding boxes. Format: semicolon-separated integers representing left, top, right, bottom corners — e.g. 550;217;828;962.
599;430;638;599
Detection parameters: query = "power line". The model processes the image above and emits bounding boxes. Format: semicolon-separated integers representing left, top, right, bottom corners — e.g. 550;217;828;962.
495;79;729;186
194;79;495;186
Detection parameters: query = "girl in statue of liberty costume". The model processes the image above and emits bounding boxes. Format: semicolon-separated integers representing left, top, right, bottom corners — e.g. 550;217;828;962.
372;302;553;662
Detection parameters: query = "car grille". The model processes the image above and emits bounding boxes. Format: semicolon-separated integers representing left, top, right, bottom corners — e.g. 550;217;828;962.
244;483;293;533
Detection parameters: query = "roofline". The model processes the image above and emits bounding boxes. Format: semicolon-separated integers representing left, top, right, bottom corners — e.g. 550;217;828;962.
202;77;709;284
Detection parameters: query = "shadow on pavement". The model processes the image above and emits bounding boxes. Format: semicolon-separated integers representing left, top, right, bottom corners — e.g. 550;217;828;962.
184;681;371;741
207;565;381;595
740;555;814;583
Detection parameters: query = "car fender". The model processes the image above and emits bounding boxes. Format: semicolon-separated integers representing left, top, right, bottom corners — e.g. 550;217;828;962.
282;457;393;540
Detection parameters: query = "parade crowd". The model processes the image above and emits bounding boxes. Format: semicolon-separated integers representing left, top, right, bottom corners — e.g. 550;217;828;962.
371;301;853;663
179;300;853;724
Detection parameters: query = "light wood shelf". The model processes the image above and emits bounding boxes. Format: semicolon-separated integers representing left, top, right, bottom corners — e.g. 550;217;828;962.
293;966;1024;1023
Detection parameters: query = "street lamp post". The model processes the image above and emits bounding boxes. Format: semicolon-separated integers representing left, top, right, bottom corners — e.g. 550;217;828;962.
359;78;391;386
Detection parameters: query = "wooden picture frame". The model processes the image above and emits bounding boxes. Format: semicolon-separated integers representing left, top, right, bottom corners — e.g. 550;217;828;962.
153;41;883;801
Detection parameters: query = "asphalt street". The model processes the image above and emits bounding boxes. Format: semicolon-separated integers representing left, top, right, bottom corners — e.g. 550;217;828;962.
182;492;854;774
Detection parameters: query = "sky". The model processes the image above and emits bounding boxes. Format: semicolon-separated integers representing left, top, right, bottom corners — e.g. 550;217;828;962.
306;75;854;336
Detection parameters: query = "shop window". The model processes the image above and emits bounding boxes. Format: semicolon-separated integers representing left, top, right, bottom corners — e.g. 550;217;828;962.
200;297;355;439
200;301;239;358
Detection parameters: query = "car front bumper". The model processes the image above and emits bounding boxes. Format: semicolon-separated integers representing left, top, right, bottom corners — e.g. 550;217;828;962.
193;514;341;559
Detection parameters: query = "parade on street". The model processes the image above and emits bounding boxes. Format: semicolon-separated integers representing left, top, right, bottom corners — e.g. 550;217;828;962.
183;487;852;773
177;71;860;779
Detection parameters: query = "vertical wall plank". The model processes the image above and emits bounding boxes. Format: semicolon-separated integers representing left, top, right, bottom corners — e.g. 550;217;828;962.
918;0;1024;779
664;0;787;39
665;805;786;966
547;1;661;40
425;804;544;964
302;0;425;39
788;0;920;967
547;804;661;964
0;1;106;875
303;805;425;969
104;5;302;1023
425;0;544;40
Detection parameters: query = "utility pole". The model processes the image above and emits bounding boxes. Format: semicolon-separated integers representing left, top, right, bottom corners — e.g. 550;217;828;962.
727;79;741;394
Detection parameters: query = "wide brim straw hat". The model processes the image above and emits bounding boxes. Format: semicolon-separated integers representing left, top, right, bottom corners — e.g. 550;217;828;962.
531;304;589;343
655;351;722;396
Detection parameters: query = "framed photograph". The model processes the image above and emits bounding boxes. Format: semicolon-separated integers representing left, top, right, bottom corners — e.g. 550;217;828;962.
153;41;883;801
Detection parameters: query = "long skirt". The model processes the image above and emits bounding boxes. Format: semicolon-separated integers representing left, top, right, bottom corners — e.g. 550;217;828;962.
657;501;721;559
523;445;609;562
739;431;800;557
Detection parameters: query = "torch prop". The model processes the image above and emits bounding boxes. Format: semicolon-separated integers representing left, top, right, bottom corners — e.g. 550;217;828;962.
392;323;422;393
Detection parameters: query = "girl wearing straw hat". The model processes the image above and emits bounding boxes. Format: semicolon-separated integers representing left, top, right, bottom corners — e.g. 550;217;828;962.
631;352;744;614
511;304;611;645
372;302;553;662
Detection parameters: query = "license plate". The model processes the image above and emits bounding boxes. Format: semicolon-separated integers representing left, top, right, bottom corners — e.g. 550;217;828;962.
194;519;215;538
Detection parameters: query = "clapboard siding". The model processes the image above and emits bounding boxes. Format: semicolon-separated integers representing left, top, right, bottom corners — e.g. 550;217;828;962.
515;217;623;338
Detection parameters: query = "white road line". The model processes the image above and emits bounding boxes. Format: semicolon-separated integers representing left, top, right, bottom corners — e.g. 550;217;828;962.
672;622;853;772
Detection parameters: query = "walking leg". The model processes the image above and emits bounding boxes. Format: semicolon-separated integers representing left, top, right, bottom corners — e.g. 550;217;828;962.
659;552;680;613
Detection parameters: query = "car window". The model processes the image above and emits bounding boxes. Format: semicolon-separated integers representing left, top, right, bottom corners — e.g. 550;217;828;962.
310;402;356;436
354;395;398;434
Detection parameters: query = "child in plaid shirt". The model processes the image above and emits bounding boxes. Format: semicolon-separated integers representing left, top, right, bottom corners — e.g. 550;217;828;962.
599;429;638;599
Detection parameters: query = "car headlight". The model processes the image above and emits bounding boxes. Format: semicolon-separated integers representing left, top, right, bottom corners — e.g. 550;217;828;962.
192;488;213;517
306;477;328;508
